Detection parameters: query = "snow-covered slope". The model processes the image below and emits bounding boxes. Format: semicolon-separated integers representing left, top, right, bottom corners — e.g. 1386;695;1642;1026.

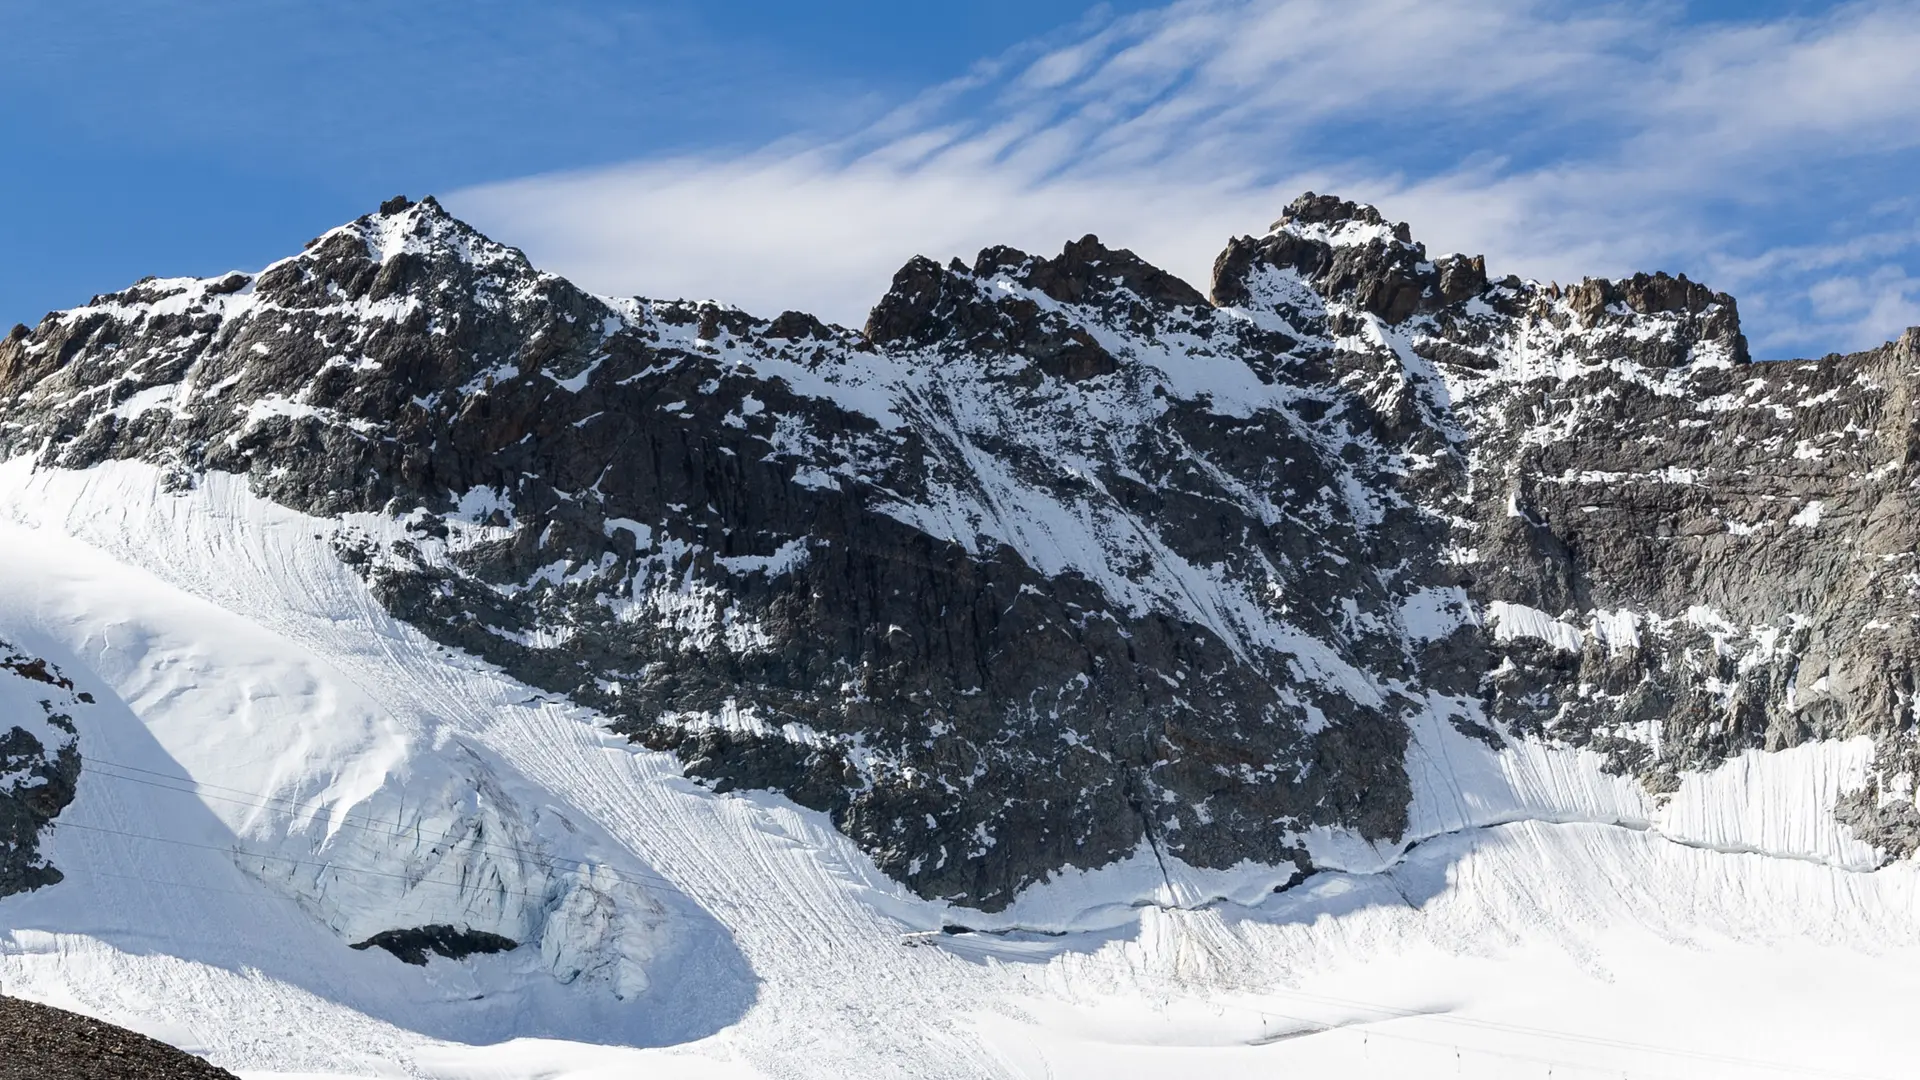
2;459;1917;1079
3;192;1919;1076
0;463;740;1054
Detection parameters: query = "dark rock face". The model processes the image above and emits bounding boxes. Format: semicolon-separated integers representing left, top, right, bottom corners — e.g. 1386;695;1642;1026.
1459;326;1917;783
351;925;520;966
2;190;1916;909
0;643;87;898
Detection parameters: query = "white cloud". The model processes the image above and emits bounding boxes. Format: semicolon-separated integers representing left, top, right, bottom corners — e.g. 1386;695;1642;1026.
1806;265;1920;347
447;0;1920;353
450;156;1306;328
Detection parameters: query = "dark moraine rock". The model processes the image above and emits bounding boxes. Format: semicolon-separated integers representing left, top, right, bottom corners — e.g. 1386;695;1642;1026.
0;995;238;1080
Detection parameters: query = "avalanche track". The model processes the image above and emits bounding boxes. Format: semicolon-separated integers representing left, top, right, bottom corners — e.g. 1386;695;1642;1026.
1;458;1916;1077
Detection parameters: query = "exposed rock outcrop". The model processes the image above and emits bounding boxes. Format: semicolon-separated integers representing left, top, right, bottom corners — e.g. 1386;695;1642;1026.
351;925;520;966
0;643;88;898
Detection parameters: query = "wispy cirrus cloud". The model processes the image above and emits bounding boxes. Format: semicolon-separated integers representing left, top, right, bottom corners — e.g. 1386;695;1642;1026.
449;0;1920;355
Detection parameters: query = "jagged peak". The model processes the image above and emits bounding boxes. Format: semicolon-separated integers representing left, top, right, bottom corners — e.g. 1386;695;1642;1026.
295;193;526;276
864;232;1209;349
1215;194;1752;363
1554;271;1735;321
242;194;548;314
969;234;1207;312
12;196;527;338
1212;196;1456;320
1269;191;1416;250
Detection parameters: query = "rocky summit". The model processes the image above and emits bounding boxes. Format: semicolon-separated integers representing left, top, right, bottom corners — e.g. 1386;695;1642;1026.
3;192;1916;909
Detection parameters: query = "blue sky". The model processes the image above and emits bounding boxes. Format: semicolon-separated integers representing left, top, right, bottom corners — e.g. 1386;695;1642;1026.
4;1;1916;356
0;2;1154;315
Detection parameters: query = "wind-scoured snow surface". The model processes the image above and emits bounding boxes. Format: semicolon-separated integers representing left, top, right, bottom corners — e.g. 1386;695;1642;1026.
2;462;1916;1078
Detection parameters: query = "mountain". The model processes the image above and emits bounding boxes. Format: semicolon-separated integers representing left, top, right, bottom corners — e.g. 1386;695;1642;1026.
1;192;1917;1077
